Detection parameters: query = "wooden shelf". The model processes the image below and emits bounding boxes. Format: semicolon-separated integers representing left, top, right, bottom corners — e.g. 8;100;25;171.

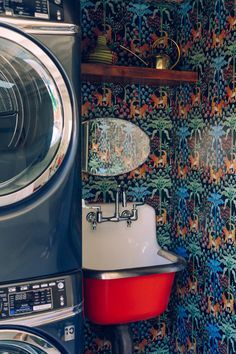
81;63;198;86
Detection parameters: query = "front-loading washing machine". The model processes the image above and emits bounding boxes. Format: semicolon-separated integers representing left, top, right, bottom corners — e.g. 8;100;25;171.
0;272;82;353
0;1;83;352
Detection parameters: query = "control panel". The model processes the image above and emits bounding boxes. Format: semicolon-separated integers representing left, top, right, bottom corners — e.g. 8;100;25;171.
0;276;70;319
0;0;64;21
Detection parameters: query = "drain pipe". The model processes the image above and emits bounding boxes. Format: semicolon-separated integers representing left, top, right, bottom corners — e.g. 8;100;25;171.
107;324;134;354
92;324;134;354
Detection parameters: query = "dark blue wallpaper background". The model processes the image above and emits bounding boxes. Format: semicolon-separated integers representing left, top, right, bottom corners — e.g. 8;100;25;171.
81;1;236;353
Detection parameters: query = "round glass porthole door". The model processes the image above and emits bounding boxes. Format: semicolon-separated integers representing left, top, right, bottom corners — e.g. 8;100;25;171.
0;329;63;353
0;341;45;353
0;26;73;207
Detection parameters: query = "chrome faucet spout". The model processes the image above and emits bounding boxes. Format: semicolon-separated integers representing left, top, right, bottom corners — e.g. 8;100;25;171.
131;207;138;220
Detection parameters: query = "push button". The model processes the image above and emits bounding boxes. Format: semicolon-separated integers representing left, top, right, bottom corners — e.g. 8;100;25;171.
32;285;40;289
8;287;16;293
57;282;64;289
49;282;56;287
56;10;62;20
20;286;28;291
41;284;48;288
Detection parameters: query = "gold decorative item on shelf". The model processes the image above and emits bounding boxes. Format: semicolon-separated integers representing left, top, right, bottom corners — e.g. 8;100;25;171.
120;31;181;70
88;34;117;65
154;54;171;70
152;33;181;70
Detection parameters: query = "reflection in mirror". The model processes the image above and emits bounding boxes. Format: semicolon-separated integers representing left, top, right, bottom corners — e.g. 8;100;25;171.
82;118;150;176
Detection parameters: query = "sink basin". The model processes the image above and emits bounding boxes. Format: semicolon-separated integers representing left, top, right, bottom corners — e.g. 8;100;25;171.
82;203;185;325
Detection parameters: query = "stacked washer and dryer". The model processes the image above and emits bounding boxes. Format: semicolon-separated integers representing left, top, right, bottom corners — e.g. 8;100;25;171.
0;1;83;353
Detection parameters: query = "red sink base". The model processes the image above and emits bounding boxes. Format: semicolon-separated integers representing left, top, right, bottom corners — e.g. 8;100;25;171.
84;272;175;324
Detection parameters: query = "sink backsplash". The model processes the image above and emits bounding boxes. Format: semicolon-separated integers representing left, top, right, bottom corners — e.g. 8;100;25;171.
82;203;169;270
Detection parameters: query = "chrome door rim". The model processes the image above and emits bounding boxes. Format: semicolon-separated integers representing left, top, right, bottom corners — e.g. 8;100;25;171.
0;329;61;353
0;25;73;207
0;341;40;353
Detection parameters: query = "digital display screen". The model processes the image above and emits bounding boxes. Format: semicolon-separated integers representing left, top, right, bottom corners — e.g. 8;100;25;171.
15;293;28;301
9;288;52;316
3;0;49;18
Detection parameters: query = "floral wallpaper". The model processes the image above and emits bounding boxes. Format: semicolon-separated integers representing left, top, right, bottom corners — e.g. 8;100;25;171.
81;0;236;353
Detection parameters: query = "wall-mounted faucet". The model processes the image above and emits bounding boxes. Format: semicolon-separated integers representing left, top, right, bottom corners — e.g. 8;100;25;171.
85;187;139;230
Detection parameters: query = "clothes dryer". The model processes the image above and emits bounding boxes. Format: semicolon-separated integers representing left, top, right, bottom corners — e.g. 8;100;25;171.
0;0;81;284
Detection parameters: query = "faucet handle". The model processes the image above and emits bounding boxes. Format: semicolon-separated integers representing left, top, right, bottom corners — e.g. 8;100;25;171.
86;212;97;230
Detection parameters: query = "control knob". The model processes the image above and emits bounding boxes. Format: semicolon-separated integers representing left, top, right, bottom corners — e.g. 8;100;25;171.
57;282;64;290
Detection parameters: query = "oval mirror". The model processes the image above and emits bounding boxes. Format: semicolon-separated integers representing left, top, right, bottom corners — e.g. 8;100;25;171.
82;118;150;176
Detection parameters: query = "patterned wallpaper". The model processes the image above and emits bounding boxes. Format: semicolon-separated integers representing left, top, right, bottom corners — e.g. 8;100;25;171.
81;1;236;353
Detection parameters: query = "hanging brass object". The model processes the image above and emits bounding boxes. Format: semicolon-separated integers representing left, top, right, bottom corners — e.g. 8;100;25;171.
119;44;149;66
152;36;181;70
119;33;180;70
154;54;171;70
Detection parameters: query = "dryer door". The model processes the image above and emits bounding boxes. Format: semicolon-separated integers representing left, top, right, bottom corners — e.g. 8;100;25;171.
0;329;66;353
0;24;74;207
